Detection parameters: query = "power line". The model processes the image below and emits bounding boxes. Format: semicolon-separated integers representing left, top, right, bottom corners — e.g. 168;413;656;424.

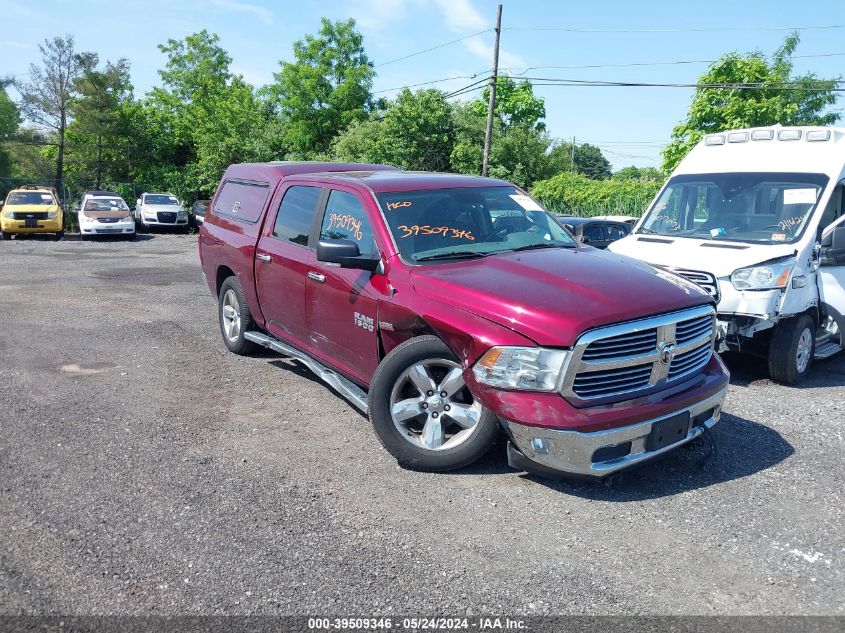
372;73;484;95
502;52;845;74
374;28;492;68
508;76;845;91
502;23;845;34
444;76;491;99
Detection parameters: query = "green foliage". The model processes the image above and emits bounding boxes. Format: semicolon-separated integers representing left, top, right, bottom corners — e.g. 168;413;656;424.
333;88;454;171
487;126;553;189
133;30;273;201
532;171;661;216
65;58;134;187
612;165;662;181
663;33;841;173
269;18;375;158
548;141;612;180
471;77;546;131
0;86;20;177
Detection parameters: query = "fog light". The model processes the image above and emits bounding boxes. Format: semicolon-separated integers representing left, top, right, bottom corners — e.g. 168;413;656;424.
530;438;550;455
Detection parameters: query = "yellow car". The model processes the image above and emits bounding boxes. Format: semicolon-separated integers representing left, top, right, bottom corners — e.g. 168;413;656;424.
1;185;64;240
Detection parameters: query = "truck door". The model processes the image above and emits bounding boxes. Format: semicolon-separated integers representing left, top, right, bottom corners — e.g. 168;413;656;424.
254;184;325;344
305;187;382;384
818;181;845;353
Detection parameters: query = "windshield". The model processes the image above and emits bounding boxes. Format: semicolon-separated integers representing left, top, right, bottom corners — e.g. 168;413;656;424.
145;194;179;206
7;191;55;205
639;172;829;244
85;198;128;211
375;186;576;262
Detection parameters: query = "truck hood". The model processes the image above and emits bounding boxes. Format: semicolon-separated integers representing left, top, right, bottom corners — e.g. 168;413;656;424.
409;247;712;347
608;234;798;278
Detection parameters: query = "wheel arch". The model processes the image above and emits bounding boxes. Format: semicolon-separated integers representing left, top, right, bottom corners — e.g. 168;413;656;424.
216;265;236;297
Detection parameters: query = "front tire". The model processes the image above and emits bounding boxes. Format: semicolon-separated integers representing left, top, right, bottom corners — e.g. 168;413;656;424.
1;232;12;240
218;276;257;355
768;314;815;385
368;335;499;472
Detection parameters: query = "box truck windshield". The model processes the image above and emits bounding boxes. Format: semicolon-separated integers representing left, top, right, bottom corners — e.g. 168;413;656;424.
638;172;829;245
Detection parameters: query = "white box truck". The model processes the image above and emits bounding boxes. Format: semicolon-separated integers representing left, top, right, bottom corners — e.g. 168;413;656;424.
609;126;845;384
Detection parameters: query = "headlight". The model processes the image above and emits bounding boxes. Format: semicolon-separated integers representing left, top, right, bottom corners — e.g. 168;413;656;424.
730;260;793;290
177;210;187;219
3;208;12;218
472;346;569;391
47;211;57;219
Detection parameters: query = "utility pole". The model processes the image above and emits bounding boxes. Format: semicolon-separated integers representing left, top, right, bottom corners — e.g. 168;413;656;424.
481;4;502;177
570;136;576;172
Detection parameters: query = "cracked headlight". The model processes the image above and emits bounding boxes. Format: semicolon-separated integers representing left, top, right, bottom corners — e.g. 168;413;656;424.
472;346;569;391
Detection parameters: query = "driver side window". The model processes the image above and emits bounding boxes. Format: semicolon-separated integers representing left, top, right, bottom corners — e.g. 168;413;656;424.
819;183;845;234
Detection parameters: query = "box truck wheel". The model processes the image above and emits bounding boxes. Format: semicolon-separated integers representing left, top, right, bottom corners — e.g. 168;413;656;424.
768;314;815;385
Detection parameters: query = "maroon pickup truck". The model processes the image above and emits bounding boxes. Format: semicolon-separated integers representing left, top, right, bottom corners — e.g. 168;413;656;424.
199;162;730;478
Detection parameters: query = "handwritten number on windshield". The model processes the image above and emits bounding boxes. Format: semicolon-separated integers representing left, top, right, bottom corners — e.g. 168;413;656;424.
397;225;475;241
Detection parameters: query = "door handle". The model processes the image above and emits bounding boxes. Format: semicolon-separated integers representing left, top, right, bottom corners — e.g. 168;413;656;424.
256;253;272;262
308;272;326;283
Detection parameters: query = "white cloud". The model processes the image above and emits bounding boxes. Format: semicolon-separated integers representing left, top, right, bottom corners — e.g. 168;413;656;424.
208;0;273;25
349;0;411;32
463;37;526;72
431;0;486;32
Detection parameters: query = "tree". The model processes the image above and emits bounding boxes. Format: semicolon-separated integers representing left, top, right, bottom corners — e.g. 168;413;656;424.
269;18;375;157
136;31;273;200
573;143;612;180
613;165;662;181
471;77;546;132
488;126;553;189
663;33;841;173
0;81;20;178
548;141;612;180
16;35;94;197
333;88;454;171
532;171;660;216
67;58;134;188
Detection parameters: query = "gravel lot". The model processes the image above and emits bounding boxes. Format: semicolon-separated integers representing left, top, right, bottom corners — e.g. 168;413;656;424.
0;234;842;616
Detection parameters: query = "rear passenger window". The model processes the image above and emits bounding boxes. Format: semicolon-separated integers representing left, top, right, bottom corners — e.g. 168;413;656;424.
213;180;270;223
583;224;605;242
320;190;376;256
273;186;323;246
606;224;628;240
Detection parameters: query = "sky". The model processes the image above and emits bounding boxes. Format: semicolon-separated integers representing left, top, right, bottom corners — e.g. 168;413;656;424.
3;0;844;169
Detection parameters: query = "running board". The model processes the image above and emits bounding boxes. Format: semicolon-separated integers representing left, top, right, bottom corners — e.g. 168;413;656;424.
244;331;369;414
815;341;842;360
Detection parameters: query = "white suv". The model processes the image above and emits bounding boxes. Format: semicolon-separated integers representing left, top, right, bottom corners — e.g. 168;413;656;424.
78;191;136;239
134;192;189;230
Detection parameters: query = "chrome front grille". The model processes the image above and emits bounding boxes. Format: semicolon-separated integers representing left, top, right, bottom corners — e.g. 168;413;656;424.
670;268;720;302
561;305;716;404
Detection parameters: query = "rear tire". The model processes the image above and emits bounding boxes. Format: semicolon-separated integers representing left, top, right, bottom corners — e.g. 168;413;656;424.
54;231;63;241
368;335;499;472
218;276;257;355
1;233;12;240
768;314;815;385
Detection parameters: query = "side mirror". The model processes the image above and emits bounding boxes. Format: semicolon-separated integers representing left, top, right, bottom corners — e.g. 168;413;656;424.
820;225;845;266
136;199;142;207
317;239;380;272
581;236;591;244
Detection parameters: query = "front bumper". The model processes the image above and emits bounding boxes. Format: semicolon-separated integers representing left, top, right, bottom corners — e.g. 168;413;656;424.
1;218;63;233
466;354;730;478
81;222;135;235
140;214;188;227
504;387;726;478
